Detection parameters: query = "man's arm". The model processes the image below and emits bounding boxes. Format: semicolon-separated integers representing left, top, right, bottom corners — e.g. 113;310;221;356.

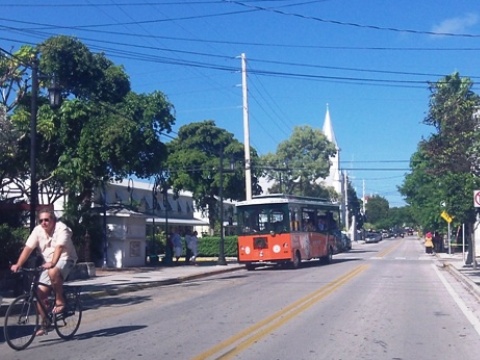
43;245;65;269
10;245;35;272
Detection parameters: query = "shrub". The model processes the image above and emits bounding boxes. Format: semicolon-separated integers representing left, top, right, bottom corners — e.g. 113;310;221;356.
197;236;238;257
0;224;29;270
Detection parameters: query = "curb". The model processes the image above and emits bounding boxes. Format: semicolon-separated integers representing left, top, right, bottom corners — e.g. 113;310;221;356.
83;265;245;299
441;261;480;302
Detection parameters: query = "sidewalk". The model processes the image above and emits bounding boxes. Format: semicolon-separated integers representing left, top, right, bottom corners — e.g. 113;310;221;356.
0;258;245;308
436;252;480;300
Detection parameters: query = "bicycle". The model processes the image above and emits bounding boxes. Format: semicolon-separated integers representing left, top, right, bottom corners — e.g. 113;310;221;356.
3;266;83;351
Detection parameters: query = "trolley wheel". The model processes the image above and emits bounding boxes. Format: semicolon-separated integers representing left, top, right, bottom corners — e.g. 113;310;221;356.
4;294;39;351
290;251;301;269
321;247;333;265
54;291;82;339
245;263;256;271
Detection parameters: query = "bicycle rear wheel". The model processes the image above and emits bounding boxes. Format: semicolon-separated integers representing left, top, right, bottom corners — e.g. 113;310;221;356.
54;288;82;339
4;294;39;351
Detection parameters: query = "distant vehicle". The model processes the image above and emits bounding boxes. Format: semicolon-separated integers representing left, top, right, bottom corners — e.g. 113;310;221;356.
365;232;382;243
381;230;391;239
392;229;404;238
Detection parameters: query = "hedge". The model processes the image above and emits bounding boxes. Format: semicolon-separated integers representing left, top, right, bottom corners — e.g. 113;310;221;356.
196;236;238;257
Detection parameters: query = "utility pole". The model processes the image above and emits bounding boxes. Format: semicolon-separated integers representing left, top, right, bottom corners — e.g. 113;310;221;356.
344;171;349;231
362;179;366;215
218;148;227;265
29;59;39;232
241;53;252;201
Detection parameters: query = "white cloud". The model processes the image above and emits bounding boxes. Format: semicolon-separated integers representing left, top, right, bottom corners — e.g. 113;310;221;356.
431;13;478;35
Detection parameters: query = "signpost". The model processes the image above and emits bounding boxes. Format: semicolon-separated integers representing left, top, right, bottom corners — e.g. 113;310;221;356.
441;210;453;255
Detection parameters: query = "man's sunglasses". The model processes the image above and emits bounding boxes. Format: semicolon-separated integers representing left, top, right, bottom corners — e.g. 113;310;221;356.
39;218;50;223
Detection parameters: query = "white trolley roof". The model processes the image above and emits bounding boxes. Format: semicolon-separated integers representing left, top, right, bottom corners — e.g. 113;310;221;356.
235;194;339;209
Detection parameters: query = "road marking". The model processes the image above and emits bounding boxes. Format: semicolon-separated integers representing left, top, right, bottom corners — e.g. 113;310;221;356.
376;240;404;258
192;264;369;360
432;263;480;337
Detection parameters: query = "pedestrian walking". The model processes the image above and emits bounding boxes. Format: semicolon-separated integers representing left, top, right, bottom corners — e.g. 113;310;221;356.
425;232;434;254
189;231;199;265
184;230;192;265
171;230;183;264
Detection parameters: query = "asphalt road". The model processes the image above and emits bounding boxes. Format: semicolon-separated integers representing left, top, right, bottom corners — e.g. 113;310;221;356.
2;236;480;359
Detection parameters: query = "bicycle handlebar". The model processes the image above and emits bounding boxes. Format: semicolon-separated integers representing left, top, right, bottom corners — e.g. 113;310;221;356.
15;266;45;273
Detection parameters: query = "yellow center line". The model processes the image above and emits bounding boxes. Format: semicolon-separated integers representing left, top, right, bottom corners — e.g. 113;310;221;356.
377;239;404;258
192;264;369;360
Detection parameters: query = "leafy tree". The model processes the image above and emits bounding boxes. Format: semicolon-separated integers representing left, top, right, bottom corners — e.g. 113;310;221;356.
0;47;37;198
400;146;444;232
5;36;175;260
260;125;336;197
346;179;364;230
365;195;389;225
400;72;480;262
0;45;35;112
166;120;260;230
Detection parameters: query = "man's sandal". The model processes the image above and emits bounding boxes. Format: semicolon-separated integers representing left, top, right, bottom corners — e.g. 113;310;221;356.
53;304;66;314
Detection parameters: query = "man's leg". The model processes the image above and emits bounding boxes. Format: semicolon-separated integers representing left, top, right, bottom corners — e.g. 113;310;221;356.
36;284;49;320
48;267;65;311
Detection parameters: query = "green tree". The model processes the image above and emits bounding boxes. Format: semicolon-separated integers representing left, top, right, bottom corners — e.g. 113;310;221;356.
400;72;480;262
346;179;364;230
365;195;389;226
0;46;37;198
261;125;336;197
166;120;260;230
6;36;176;260
400;146;443;232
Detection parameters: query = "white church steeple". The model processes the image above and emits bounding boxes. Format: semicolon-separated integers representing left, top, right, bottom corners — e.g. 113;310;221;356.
322;104;342;195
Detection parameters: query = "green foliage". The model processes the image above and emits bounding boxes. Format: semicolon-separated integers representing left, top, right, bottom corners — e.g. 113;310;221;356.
166;120;259;229
0;224;29;269
365;195;389;225
400;72;480;238
261;125;336;196
197;236;238;257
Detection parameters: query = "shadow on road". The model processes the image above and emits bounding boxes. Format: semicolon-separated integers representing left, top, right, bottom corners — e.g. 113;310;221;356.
82;294;153;311
74;325;147;340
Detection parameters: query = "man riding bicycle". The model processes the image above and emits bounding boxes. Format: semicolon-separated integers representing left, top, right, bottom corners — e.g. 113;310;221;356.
10;209;78;334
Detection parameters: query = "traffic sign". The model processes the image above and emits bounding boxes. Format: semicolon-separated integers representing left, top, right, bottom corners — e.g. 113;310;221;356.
441;210;453;223
474;190;480;208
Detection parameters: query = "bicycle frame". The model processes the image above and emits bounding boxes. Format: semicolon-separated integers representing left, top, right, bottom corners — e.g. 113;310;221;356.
22;268;56;325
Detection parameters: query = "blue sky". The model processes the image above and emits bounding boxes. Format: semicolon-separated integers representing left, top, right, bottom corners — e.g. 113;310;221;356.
1;1;480;207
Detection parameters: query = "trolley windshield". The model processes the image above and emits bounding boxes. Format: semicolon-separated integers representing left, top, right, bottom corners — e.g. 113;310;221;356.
237;203;290;235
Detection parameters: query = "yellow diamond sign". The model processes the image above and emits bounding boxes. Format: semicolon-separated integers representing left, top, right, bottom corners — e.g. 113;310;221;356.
441;210;453;223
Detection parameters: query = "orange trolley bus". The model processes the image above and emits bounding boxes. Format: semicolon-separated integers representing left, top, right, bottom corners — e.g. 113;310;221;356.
236;194;341;270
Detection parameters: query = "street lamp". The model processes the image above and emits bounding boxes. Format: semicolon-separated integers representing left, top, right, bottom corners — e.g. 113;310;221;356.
127;178;134;207
218;149;235;266
151;180;159;264
102;181;108;268
29;58;61;231
162;185;172;266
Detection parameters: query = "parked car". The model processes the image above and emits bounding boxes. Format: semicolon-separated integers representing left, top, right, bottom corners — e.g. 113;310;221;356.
365;231;382;243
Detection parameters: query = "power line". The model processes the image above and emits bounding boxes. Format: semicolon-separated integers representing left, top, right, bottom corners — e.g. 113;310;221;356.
228;0;480;38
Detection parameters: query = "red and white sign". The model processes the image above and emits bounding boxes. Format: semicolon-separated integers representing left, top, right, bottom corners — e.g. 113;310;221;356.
474;190;480;208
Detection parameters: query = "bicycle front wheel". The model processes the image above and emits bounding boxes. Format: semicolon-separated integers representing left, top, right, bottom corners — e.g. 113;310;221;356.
4;294;39;351
54;289;82;339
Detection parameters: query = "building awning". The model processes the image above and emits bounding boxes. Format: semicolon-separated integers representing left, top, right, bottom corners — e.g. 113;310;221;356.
146;217;209;226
